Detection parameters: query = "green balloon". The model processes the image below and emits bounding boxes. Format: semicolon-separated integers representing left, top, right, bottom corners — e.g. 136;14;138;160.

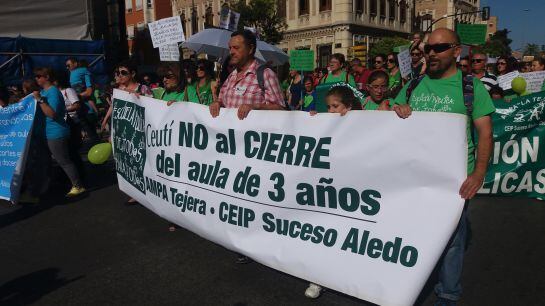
511;77;527;94
88;143;112;165
521;90;530;96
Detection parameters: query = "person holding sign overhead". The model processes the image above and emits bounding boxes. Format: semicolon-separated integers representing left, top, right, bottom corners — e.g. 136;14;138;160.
320;53;356;87
209;30;284;120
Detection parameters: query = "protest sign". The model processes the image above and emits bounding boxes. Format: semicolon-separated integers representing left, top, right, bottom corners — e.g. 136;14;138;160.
478;91;545;200
398;49;412;78
0;96;36;202
112;89;467;306
148;16;185;48
289;50;315;71
456;24;487;45
520;71;545;93
497;71;520;90
159;44;180;62
219;7;240;31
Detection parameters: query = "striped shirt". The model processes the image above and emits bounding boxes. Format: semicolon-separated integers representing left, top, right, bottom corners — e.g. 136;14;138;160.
218;60;285;109
477;72;498;91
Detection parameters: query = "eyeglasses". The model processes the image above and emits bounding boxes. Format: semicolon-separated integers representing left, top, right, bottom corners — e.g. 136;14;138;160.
114;70;130;76
497;62;507;66
375;61;383;64
368;84;388;91
34;74;44;79
163;73;176;80
471;58;485;63
411;52;422;57
387;59;396;64
424;43;458;54
459;64;469;68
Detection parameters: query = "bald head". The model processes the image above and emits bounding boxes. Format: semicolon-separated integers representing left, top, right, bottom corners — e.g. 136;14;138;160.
428;28;460;45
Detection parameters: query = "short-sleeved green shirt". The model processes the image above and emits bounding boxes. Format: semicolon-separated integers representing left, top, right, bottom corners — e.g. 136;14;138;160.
184;82;200;104
393;70;495;174
321;71;357;88
362;96;389;110
160;90;185;102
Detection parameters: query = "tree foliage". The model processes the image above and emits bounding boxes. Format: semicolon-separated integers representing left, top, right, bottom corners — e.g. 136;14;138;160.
523;44;541;57
481;29;512;57
369;37;410;60
231;0;287;44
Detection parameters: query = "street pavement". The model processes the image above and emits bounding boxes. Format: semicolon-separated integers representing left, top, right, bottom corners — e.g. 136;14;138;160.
1;160;544;306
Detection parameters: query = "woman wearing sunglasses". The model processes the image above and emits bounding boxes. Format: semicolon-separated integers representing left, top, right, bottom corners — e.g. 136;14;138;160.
156;63;187;104
195;59;217;106
495;55;515;76
386;53;402;95
373;54;387;71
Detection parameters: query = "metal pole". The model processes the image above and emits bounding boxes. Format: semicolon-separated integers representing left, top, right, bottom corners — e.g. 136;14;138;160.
0;53;21;70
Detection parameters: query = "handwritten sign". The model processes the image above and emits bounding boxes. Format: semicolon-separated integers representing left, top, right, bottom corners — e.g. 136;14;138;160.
520;71;545;93
289;50;315;71
456;24;487;46
397;49;412;78
497;71;520;90
148;16;185;48
159;44;180;62
219;7;240;31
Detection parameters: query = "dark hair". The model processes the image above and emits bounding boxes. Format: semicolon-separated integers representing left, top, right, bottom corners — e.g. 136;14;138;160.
351;58;362;66
367;70;389;84
197;59;215;80
231;30;257;55
489;85;504;98
387;53;399;66
157;63;186;92
33;67;55;82
497;55;516;74
182;60;198;84
22;79;40;94
0;86;9;104
534;57;545;67
374;54;387;63
326;85;361;110
460;56;470;62
115;60;138;74
66;57;78;64
55;70;71;88
330;53;346;65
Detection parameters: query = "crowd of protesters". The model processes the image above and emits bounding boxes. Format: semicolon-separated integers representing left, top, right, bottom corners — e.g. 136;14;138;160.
2;27;545;306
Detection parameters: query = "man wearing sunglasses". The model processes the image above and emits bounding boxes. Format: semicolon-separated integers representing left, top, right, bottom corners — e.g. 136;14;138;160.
471;52;497;91
392;28;495;306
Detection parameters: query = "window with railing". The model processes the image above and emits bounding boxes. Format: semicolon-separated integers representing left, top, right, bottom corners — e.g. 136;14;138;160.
356;0;365;13
380;0;386;18
389;0;396;20
191;8;198;35
400;0;407;23
319;0;332;12
370;0;377;16
205;6;214;28
299;0;309;15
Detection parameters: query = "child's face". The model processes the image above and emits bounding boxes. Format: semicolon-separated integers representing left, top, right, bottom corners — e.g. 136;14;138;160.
304;81;313;92
367;77;388;102
326;95;350;114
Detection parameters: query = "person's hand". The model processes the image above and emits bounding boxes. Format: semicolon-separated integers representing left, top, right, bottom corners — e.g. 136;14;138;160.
237;104;254;120
100;120;108;133
32;91;41;101
339;108;349;116
459;171;485;200
167;100;176;106
378;101;390;111
309;111;317;116
209;102;221;118
393;104;412;119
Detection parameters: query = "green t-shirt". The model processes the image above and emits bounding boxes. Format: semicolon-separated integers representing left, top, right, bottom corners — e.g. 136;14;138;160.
541;79;545;91
393;70;495;174
184;82;200;104
196;80;215;106
160;90;185;102
389;70;402;89
322;71;357;87
362;97;389;110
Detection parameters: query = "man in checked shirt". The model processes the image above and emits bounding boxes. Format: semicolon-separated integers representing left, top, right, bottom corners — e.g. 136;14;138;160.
209;30;285;119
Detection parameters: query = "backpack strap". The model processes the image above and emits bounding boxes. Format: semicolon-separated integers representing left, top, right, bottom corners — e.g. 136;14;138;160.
405;75;425;104
462;73;476;144
256;64;269;97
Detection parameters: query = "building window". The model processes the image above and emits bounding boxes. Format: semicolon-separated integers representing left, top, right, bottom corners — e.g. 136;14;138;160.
191;8;198;35
135;0;142;10
277;0;286;18
356;0;365;13
370;0;377;16
127;25;135;39
205;6;214;28
319;0;331;12
400;0;407;23
125;0;132;12
379;0;386;18
299;0;309;15
389;0;395;20
181;12;187;37
146;0;152;9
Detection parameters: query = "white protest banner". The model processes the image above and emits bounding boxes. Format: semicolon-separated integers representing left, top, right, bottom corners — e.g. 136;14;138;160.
148;16;185;48
112;89;467;306
497;71;519;90
159;44;180;62
398;49;412;78
520;71;545;93
219;7;240;31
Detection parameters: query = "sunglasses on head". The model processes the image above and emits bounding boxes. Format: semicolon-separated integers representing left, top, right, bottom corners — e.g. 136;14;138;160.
114;70;130;76
471;58;485;63
424;43;457;54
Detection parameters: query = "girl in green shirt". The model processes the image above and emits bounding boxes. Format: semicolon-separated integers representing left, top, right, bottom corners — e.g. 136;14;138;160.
157;63;187;104
387;53;402;95
320;53;357;87
195;59;218;106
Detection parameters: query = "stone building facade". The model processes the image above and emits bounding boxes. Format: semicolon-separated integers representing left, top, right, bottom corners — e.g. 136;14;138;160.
415;0;480;32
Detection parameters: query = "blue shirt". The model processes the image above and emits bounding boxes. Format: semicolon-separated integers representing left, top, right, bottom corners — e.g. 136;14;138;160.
39;86;70;139
69;67;92;93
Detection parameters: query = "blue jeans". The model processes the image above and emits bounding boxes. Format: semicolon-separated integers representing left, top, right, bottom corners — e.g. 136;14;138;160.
434;201;469;301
